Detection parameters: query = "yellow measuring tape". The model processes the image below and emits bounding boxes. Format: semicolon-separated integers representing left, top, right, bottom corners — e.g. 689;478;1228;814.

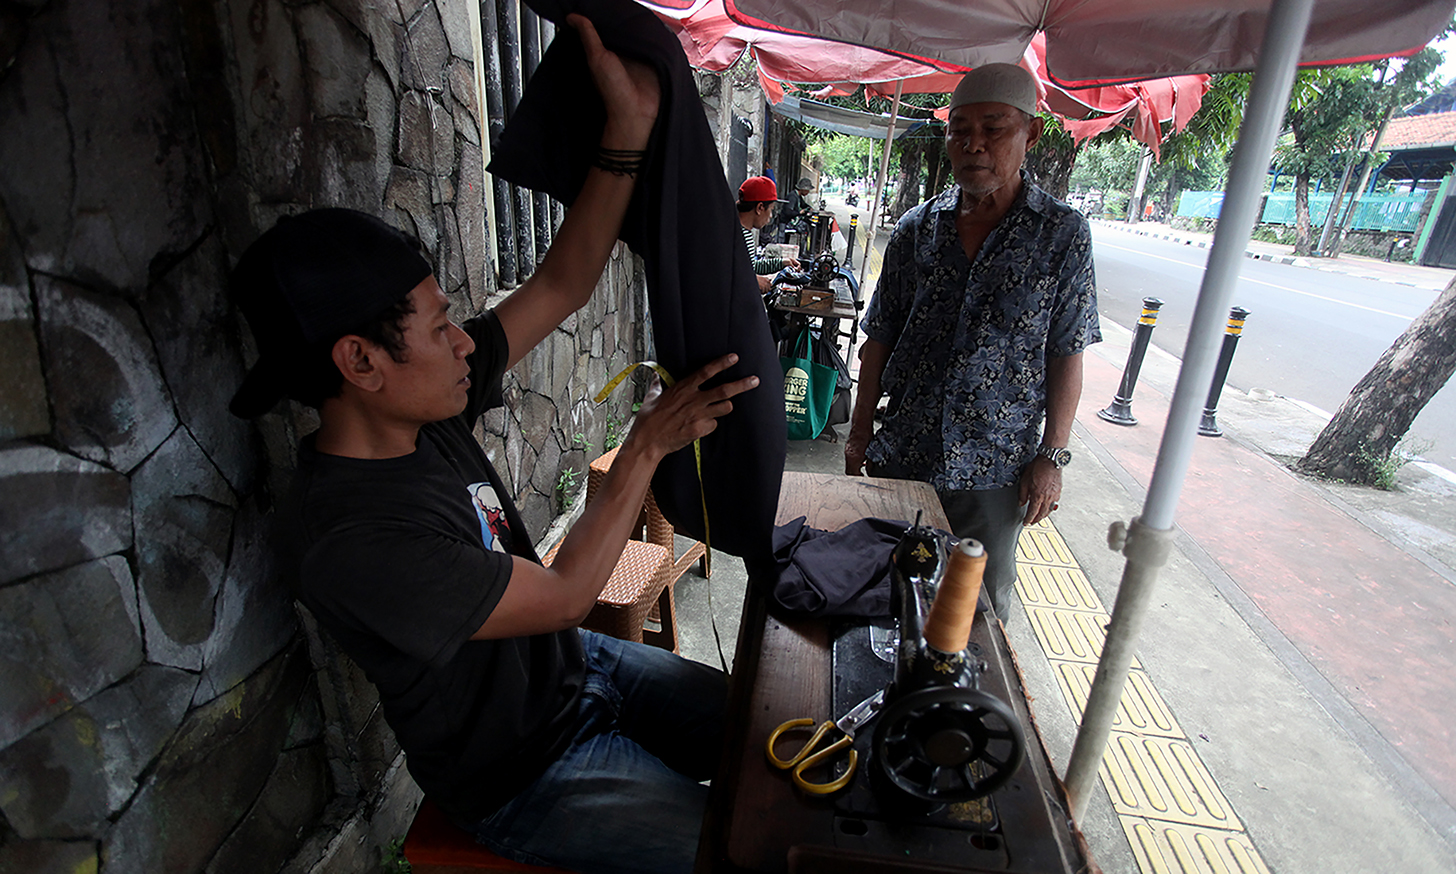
594;362;711;576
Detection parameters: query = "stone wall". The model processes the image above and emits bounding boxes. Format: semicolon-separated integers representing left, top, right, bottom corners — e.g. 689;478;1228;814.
0;1;644;872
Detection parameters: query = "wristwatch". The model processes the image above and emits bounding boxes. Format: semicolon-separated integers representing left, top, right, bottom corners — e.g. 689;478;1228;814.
1036;445;1072;469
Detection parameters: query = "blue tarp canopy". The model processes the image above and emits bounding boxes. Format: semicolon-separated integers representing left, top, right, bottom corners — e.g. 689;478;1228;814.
769;95;929;140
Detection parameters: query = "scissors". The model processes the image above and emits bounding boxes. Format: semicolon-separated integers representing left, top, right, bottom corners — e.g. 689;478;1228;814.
765;689;884;794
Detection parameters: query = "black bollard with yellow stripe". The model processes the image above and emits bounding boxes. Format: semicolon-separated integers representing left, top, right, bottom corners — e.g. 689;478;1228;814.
1198;307;1250;437
1098;297;1164;426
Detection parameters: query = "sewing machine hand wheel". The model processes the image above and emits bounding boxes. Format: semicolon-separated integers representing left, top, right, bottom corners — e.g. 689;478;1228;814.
872;686;1026;802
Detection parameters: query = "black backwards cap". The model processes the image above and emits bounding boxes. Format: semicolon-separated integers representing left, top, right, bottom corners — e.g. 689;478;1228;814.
228;208;433;418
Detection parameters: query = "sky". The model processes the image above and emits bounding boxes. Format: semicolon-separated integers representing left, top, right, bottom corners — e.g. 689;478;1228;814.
1425;32;1456;86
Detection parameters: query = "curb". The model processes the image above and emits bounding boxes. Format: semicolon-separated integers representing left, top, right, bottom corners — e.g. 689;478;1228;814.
1091;220;1440;290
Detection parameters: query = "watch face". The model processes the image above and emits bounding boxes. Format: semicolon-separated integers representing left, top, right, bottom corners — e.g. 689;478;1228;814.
1054;448;1071;467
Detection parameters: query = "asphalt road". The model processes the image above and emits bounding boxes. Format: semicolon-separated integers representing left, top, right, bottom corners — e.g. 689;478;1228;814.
1090;226;1456;471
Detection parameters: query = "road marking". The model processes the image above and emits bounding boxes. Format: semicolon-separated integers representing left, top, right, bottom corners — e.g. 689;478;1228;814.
1094;240;1417;322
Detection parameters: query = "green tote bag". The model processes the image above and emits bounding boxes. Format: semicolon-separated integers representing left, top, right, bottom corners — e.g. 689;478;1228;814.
780;329;837;440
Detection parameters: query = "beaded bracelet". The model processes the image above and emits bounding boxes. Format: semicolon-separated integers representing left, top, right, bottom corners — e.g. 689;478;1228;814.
593;146;648;177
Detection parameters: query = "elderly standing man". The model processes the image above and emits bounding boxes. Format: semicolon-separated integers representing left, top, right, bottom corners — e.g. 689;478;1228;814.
844;63;1101;620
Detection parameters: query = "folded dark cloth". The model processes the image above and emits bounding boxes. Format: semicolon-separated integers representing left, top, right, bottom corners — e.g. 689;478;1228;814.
769;516;919;619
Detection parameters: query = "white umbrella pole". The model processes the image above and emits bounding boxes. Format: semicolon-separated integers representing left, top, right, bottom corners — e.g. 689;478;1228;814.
857;79;903;292
1063;0;1316;822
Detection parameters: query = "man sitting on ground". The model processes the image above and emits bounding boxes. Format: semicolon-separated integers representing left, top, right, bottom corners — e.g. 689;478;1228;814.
227;17;758;874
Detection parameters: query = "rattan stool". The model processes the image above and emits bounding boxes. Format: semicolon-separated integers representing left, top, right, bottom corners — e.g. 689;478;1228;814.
585;447;709;651
542;538;676;647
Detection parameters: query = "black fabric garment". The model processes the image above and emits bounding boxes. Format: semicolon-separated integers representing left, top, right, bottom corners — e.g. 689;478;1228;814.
768;516;914;619
278;312;584;828
488;0;786;566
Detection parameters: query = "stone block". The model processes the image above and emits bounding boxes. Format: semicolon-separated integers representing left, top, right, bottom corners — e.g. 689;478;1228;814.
437;0;474;59
365;67;399;191
0;555;141;751
530;432;563;499
549;330;576;400
297;2;370;119
0;200;48;441
225;0;308;200
0;10;74;277
136;232;258;494
439;204;467;294
457;140;489;302
397;3;448;93
65;3;210;290
0;837;98;874
0;445;131;585
518;490;553;546
385;164;437;249
131;429;237;671
0;286;49;442
448;59;481;141
35;275;178;473
0;665;195;838
101;646;309;874
202;744;329;874
193;498;297;706
515;390;556;453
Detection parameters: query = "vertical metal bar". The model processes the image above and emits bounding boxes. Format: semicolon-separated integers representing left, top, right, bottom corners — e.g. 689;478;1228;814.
1064;0;1317;822
480;0;517;286
497;0;536;274
857;79;903;292
521;5;552;254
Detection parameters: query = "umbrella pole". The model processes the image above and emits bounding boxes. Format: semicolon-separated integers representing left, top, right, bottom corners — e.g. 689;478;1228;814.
1064;0;1317;823
856;79;903;297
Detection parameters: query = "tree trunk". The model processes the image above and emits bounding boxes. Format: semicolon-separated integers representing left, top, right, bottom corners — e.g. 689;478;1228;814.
1298;276;1456;484
1024;137;1076;200
892;143;924;218
1292;174;1314;256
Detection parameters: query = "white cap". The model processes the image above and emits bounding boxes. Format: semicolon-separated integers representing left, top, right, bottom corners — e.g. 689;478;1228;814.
949;63;1038;116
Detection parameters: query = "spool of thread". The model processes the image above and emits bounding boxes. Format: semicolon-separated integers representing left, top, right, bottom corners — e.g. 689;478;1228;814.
922;539;987;654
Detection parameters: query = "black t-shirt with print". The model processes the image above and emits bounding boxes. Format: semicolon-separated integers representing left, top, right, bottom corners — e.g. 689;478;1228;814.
281;311;584;826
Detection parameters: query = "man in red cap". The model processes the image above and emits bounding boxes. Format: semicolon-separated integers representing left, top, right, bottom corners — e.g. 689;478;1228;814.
736;174;799;293
228;16;758;874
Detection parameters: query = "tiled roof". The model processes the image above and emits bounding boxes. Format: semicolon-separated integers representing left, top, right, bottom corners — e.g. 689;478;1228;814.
1376;111;1456;149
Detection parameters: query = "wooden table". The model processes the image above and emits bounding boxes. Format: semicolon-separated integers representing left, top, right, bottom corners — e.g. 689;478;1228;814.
695;472;1093;874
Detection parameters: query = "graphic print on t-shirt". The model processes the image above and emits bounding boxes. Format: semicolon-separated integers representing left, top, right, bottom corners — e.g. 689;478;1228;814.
468;482;512;553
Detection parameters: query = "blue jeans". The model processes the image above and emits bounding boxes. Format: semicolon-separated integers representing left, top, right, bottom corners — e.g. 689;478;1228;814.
471;630;727;874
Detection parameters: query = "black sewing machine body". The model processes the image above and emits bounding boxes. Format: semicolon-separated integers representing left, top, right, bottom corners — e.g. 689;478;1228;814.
825;518;1048;870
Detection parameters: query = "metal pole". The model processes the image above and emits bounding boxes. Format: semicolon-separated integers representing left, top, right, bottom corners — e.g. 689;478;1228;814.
1129;148;1153;223
1198;307;1250;437
845;213;858;269
1064;0;1316;822
858;79;903;293
1097;298;1164;426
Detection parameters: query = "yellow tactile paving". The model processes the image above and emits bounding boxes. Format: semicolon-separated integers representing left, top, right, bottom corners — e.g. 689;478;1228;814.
1025;605;1138;667
1017;526;1079;566
1052;663;1183;738
1099;733;1240;828
1122;818;1272;874
1016;563;1105;612
1016;520;1272;874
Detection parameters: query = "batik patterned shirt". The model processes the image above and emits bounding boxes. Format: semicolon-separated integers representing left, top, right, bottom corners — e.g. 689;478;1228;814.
861;175;1100;490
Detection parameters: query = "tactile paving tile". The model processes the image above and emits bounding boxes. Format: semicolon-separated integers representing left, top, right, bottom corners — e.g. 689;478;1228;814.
1016;563;1105;612
1099;733;1241;829
1025;606;1138;667
1053;663;1182;738
1121;818;1271;874
1017;526;1078;566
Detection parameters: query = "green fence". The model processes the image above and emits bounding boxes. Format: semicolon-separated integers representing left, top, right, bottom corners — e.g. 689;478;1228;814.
1177;190;1428;231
